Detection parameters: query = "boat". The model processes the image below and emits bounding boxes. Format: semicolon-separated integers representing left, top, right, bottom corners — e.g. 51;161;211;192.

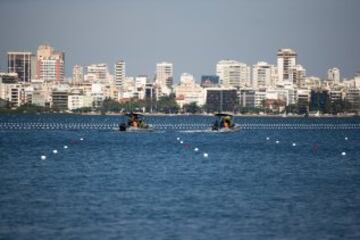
210;113;241;132
119;112;153;132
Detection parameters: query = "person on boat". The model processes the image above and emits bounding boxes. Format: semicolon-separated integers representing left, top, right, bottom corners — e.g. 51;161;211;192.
223;116;233;128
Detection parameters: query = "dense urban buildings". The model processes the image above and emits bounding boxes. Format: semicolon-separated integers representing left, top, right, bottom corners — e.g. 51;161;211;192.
1;44;360;114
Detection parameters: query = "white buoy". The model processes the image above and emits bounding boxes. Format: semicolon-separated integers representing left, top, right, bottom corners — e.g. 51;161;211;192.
292;143;296;147
276;140;280;144
63;145;68;149
180;140;184;144
177;137;180;141
341;152;346;156
203;153;208;158
345;137;348;141
194;147;199;152
41;155;47;160
80;138;84;141
53;149;58;154
266;137;270;140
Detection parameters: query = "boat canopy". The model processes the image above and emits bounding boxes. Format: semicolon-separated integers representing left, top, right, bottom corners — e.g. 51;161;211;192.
214;113;233;117
126;112;145;117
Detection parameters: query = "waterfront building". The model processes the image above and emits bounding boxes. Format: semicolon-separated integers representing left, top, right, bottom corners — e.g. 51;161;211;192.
277;48;297;84
329;89;344;103
175;73;205;108
156;62;173;88
36;44;65;82
134;75;148;100
72;65;84;84
291;65;306;88
345;88;360;111
328;68;341;83
296;89;311;103
144;83;156;112
239;89;256;108
51;88;69;111
255;90;267;107
201;75;219;88
31;91;47;107
7;52;34;82
216;60;251;88
205;87;237;113
114;60;126;89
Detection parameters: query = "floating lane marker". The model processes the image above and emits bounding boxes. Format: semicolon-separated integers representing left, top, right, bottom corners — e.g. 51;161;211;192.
203;153;208;158
177;137;180;141
63;145;68;149
41;155;47;160
52;149;58;154
341;152;346;156
292;143;296;147
266;137;270;141
180;140;184;144
194;147;199;152
275;140;280;144
345;137;348;141
80;138;84;141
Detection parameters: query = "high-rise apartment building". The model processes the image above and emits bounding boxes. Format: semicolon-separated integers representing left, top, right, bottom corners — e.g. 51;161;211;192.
156;62;173;88
72;65;84;84
7;52;34;82
114;60;126;88
252;62;276;89
216;60;250;88
327;68;340;83
277;48;297;83
36;44;65;81
87;64;109;81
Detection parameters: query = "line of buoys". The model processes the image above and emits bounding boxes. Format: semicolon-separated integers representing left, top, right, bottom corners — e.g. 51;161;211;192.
2;122;360;131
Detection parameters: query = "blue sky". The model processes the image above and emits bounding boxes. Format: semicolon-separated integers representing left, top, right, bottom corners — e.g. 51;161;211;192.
0;0;359;81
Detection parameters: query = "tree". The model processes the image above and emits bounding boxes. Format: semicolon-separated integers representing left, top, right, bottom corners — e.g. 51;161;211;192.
156;94;179;113
183;102;201;114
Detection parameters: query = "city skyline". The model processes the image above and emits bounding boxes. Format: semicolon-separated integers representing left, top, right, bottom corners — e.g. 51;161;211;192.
1;0;360;80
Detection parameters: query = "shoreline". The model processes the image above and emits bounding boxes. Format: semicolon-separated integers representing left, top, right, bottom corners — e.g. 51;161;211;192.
0;111;358;118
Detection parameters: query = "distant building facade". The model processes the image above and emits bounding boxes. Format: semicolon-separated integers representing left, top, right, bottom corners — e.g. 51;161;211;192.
36;44;65;82
216;60;251;88
7;52;34;82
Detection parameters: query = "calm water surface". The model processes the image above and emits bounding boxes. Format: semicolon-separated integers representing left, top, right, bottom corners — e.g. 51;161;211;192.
0;115;360;239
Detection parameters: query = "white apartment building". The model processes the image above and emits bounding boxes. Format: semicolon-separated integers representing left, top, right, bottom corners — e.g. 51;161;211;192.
175;73;205;108
114;60;126;89
156;62;173;88
72;65;84;84
252;62;276;89
328;68;341;83
216;60;251;88
87;64;110;82
277;48;297;84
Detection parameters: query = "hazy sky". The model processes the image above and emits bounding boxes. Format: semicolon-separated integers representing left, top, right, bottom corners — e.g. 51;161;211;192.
0;0;359;81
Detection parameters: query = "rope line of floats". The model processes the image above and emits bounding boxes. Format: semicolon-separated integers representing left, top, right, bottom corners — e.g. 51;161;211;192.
1;122;360;130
